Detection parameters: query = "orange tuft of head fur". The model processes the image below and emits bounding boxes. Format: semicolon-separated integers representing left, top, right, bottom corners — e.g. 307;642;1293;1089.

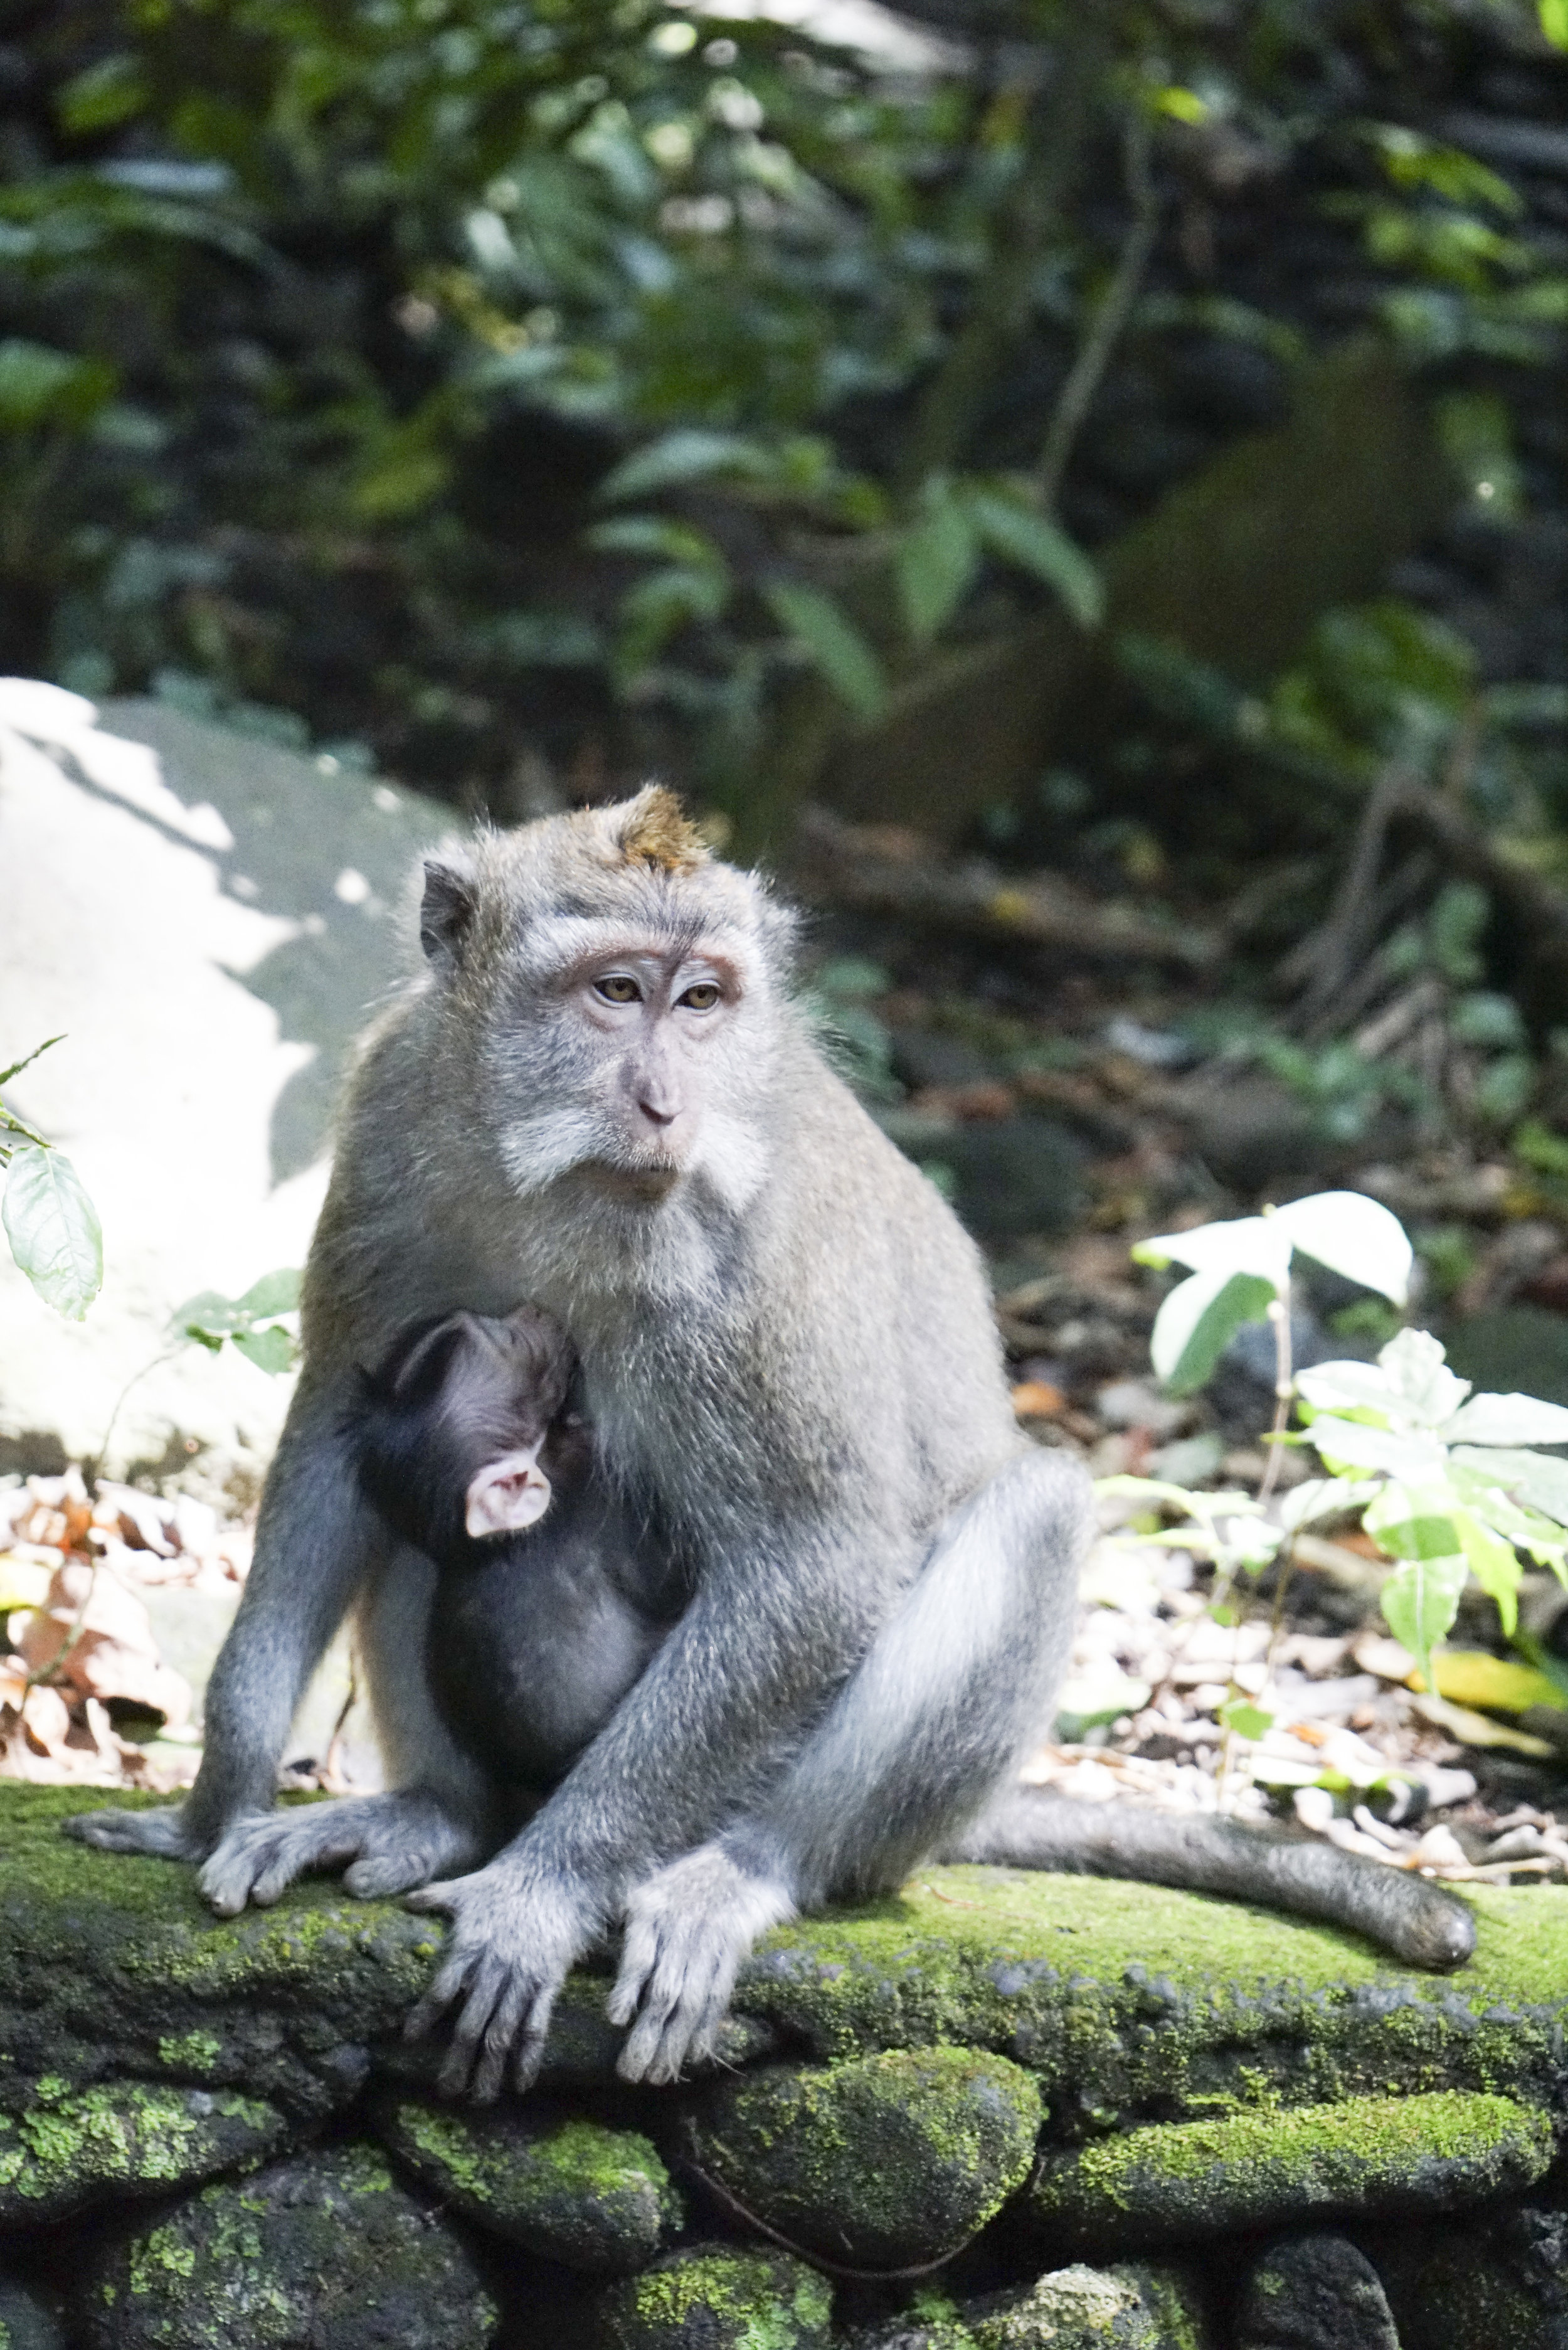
615;785;709;874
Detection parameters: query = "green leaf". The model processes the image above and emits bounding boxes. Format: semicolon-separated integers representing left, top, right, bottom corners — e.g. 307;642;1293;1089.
174;1289;245;1343
596;430;773;504
56;54;149;134
1542;0;1568;51
1150;1267;1276;1395
761;581;886;723
233;1324;297;1374
896;487;980;644
1134;1213;1291;1286
1219;1698;1275;1740
0;340;116;433
1380;1554;1468;1693
968;492;1104;628
1451;1506;1523;1636
1271;1189;1412;1306
1452;1447;1568;1528
239;1268;303;1318
1423;1647;1560;1713
3;1144;102;1321
1305;1417;1446;1479
1443;1392;1568;1446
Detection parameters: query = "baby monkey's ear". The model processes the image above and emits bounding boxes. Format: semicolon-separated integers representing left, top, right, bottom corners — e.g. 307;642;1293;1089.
465;1445;553;1537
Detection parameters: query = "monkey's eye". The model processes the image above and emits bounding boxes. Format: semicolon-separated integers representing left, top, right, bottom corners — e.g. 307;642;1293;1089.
679;981;721;1011
594;975;642;1005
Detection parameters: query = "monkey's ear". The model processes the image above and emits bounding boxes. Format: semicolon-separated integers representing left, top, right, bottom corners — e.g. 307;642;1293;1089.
420;859;478;975
465;1447;553;1537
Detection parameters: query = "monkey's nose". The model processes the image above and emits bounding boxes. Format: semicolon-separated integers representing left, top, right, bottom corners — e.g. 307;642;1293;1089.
636;1095;679;1128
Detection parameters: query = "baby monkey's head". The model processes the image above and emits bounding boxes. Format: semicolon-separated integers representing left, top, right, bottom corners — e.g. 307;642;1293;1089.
356;1304;581;1567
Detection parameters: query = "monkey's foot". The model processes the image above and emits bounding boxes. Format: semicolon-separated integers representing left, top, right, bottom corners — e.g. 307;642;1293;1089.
61;1802;204;1861
404;1863;596;2102
609;1842;795;2087
199;1789;486;1917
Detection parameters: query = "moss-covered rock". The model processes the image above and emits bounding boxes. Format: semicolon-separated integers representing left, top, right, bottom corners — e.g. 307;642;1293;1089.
75;2139;497;2349
1234;2233;1397;2350
0;2077;288;2223
1027;2090;1552;2250
852;2264;1211;2350
689;2046;1041;2269
594;2242;834;2348
379;2097;682;2272
0;1789;444;2119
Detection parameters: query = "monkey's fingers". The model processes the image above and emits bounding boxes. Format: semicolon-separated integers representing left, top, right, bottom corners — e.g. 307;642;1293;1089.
606;1915;660;2028
405;1948;477;2044
63;1805;195;1859
437;1955;515;2097
509;1980;560;2098
470;1974;531;2105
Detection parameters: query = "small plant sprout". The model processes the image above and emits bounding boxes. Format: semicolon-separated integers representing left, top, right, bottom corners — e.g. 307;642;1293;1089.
174;1271;303;1374
1099;1188;1568;1787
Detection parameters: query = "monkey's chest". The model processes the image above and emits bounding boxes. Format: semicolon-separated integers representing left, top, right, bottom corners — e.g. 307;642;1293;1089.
427;1548;670;1793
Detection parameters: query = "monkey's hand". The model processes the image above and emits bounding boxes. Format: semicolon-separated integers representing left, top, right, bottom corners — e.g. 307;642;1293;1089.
608;1842;796;2087
62;1802;206;1861
404;1863;596;2102
198;1790;487;1918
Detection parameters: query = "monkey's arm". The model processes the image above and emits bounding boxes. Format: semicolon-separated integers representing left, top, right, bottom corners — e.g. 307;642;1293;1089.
404;1528;889;2098
66;1371;378;1867
946;1785;1476;1967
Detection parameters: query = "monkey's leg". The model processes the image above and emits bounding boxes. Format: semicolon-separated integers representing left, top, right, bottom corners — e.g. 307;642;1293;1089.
65;1373;377;1872
611;1450;1091;2083
196;1545;495;1915
947;1785;1475;1970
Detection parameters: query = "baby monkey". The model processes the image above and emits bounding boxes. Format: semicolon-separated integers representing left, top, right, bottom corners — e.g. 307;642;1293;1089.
355;1306;687;1816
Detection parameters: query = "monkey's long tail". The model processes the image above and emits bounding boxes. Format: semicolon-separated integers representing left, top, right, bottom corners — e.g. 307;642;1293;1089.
942;1785;1476;1971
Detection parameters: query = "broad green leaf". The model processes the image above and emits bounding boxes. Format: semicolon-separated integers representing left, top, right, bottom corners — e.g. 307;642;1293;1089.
584;514;723;565
239;1268;303;1317
968;493;1104;628
0;340;115;432
1134;1213;1292;1287
1150;1267;1276;1395
761;581;886;723
1451;1506;1523;1635
1452;1446;1568;1528
1271;1190;1412;1306
1375;1326;1470;1425
896;490;980;644
1418;1648;1562;1713
596;430;772;504
1364;1479;1465;1563
1441;1391;1568;1446
1380;1554;1467;1693
1542;0;1568;50
174;1289;245;1343
1448;1461;1568;1573
233;1324;297;1374
1305;1416;1445;1479
3;1144;102;1320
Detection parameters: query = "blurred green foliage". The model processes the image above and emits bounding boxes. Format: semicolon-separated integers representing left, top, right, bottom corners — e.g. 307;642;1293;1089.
0;0;1562;835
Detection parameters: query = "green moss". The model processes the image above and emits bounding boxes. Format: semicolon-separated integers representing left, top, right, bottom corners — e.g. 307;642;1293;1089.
604;2249;832;2350
158;2031;223;2073
379;2098;681;2273
692;2046;1041;2269
1030;2089;1552;2247
0;2081;287;2220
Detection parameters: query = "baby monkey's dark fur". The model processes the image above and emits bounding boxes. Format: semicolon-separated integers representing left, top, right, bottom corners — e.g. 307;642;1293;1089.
355;1306;687;1810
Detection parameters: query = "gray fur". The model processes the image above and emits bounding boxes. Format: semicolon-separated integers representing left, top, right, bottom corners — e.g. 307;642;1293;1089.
65;789;1475;2094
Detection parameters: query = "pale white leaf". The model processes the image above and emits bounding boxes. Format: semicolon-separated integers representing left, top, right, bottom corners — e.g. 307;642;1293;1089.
1452;1446;1568;1528
1440;1392;1568;1446
1277;1476;1383;1533
1271;1190;1413;1305
1295;1360;1400;1417
1375;1327;1471;1426
1305;1416;1446;1479
1149;1265;1275;1392
1135;1214;1292;1287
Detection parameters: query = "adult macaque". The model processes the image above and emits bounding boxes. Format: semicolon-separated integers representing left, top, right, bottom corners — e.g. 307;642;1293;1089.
68;789;1473;2098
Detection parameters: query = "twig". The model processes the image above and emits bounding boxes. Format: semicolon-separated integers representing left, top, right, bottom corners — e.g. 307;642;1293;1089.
1286;766;1411;1032
1037;107;1160;515
681;2144;967;2284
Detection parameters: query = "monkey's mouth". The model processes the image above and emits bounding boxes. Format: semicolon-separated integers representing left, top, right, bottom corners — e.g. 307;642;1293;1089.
586;1157;685;1204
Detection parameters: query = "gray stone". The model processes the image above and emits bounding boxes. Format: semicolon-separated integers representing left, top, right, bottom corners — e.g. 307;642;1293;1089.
0;679;452;1475
593;2245;834;2349
378;2097;682;2273
0;2277;66;2350
968;2261;1206;2348
1446;1306;1568;1411
1026;2091;1553;2251
75;2140;497;2349
1234;2234;1397;2350
688;2046;1042;2270
1369;2203;1568;2350
0;2078;289;2225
